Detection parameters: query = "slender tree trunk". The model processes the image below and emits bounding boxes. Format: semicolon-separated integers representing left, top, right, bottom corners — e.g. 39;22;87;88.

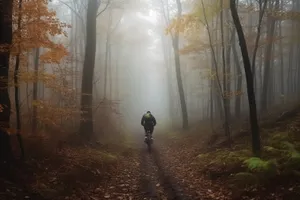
230;0;261;157
79;0;98;139
173;0;188;129
14;0;24;159
32;48;40;134
232;31;242;118
251;0;268;90
104;8;112;99
261;0;278;112
257;47;263;110
161;34;174;127
220;2;231;140
109;38;112;101
210;71;214;130
0;0;13;164
201;0;223;126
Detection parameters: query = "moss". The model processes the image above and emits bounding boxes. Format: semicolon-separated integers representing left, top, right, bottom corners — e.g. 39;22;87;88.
243;157;278;178
283;150;300;171
263;145;284;157
229;172;259;189
267;132;290;149
196;149;251;171
193;125;300;190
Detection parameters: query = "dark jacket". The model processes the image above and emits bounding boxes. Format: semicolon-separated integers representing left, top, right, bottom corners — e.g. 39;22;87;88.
141;113;156;127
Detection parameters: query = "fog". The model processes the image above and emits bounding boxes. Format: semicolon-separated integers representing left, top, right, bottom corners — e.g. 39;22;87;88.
3;1;300;199
6;0;298;140
50;0;181;133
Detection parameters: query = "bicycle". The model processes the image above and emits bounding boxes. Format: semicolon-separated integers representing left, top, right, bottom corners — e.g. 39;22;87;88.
144;129;153;153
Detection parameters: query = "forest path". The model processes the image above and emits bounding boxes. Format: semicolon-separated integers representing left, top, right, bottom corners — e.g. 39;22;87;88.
90;134;191;200
137;135;189;200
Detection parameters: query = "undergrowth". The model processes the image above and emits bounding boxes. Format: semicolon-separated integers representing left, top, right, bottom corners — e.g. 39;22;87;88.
194;116;300;191
5;133;135;199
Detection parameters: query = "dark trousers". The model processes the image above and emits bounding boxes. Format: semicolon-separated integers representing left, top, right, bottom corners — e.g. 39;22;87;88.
144;125;154;135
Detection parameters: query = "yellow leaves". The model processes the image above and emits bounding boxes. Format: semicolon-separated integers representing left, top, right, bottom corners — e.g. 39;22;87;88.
179;41;212;54
166;0;229;35
193;0;228;21
271;10;300;21
223;90;244;99
11;0;69;60
165;0;230;55
32;100;79;128
166;14;199;35
18;71;57;83
40;44;69;64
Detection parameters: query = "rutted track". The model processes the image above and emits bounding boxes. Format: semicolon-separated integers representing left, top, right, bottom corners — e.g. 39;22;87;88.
138;147;160;199
152;148;190;200
136;136;190;200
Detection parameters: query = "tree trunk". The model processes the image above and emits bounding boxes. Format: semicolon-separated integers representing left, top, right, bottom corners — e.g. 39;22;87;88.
261;0;278;112
232;31;242;118
161;34;174;128
220;2;231;140
14;0;24;159
0;0;13;164
230;0;261;157
251;0;268;92
104;9;112;99
173;0;188;129
32;48;40;134
79;0;98;139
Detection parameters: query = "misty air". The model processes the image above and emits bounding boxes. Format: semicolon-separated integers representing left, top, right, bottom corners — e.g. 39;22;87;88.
0;0;300;199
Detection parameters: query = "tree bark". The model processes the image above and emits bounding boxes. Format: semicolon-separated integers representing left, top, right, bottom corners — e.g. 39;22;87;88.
173;0;188;129
232;31;242;118
32;48;40;134
14;0;25;159
230;0;261;157
261;0;278;112
104;8;112;99
220;1;231;140
0;0;13;163
79;0;98;139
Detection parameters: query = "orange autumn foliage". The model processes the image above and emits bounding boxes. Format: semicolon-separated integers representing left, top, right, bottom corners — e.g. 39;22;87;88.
9;0;77;132
12;0;69;63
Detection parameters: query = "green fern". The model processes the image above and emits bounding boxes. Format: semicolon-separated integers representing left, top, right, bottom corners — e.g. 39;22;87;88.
268;132;290;148
282;141;296;151
243;157;277;177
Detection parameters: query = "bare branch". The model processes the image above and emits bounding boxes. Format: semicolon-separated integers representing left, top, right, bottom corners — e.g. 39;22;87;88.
97;0;111;17
110;15;123;34
58;0;84;22
159;0;173;39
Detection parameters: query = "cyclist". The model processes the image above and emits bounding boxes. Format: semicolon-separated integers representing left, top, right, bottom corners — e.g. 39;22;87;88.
141;111;156;142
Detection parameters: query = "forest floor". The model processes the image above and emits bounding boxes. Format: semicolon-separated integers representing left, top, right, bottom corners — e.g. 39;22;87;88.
2;109;300;199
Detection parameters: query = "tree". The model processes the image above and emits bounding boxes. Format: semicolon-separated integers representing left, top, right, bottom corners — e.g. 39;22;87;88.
11;0;68;134
0;0;13;163
230;0;261;157
260;0;279;112
79;0;98;139
14;0;25;159
174;0;189;130
163;0;189;129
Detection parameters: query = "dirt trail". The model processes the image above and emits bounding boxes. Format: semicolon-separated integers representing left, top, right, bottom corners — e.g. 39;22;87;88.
85;134;187;200
138;146;189;199
90;134;191;200
135;135;192;200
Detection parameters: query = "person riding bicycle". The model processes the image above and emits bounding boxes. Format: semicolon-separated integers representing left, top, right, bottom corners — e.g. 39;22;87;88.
141;111;156;141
